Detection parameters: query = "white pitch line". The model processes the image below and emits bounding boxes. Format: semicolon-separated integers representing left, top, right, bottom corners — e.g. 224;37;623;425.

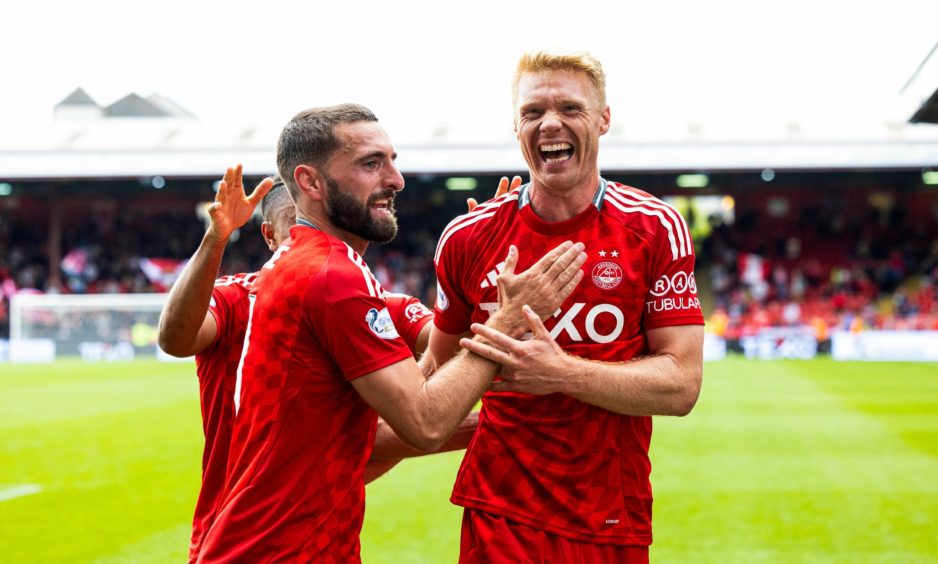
0;484;42;502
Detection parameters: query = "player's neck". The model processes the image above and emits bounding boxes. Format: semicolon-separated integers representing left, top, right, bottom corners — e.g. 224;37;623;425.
528;176;600;222
296;212;369;255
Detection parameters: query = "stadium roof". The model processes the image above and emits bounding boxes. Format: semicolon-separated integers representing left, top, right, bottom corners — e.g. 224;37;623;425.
55;88;99;108
1;116;938;180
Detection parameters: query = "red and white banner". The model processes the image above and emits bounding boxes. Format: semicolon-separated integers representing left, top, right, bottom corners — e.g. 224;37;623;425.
138;258;187;292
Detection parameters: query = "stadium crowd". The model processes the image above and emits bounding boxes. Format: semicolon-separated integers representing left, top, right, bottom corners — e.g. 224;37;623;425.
701;196;938;341
2;184;937;343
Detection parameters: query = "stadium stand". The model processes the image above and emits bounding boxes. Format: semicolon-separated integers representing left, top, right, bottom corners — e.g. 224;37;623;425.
2;170;936;350
3;83;938;351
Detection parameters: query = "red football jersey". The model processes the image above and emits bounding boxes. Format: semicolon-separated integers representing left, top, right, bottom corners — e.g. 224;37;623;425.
189;272;256;563
197;224;416;563
384;292;433;354
434;180;703;546
188;274;431;562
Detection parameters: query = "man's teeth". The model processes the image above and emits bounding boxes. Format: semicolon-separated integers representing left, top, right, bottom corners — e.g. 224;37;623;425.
540;142;573;163
540;143;571;152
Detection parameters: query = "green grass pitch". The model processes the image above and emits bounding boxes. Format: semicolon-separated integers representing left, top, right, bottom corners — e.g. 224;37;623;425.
1;357;936;562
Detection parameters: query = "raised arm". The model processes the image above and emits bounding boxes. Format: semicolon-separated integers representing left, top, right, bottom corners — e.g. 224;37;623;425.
351;241;586;452
462;306;704;416
157;165;273;357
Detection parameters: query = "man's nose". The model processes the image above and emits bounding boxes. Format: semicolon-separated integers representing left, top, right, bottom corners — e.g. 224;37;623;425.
386;163;405;192
539;110;563;132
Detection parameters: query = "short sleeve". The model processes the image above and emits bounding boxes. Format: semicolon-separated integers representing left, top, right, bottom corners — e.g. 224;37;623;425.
385;293;434;355
432;226;474;335
642;210;705;330
309;252;414;381
207;280;244;347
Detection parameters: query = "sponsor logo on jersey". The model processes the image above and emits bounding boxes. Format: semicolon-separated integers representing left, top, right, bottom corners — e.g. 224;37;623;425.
436;282;449;311
479;261;507;289
646;270;700;313
404;302;431;323
365;307;400;339
649;271;697;297
591;261;623;290
479;301;627;344
645;296;702;313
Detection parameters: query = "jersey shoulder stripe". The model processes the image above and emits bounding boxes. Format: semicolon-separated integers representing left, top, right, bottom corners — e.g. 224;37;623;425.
607;183;692;255
435;192;520;264
604;183;693;261
214;272;258;290
343;243;384;298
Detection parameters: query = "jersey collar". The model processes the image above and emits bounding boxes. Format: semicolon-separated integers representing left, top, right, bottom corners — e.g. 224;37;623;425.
296;218;321;231
518;177;608;212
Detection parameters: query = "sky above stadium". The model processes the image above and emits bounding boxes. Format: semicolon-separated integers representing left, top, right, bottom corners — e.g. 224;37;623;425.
3;0;938;144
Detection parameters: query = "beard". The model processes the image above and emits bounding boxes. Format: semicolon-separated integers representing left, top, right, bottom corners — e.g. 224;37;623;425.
322;174;399;243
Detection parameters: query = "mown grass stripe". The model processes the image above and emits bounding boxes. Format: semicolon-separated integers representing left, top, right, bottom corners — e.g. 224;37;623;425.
0;484;42;502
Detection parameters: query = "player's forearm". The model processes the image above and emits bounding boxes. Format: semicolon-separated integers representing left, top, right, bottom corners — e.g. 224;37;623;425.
364;459;401;484
157;231;228;355
563;353;702;416
370;411;478;460
405;350;496;452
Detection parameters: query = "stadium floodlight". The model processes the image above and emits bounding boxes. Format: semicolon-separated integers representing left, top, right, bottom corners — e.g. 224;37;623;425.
676;174;709;188
923;170;938;185
445;177;478;191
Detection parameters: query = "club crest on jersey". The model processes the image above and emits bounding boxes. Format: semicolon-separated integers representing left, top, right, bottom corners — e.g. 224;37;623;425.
365;307;400;340
436;282;449;311
404;302;430;323
591;261;623;290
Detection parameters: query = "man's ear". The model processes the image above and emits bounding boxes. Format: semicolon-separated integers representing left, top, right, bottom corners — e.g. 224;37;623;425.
293;164;326;202
599;105;611;136
261;222;277;251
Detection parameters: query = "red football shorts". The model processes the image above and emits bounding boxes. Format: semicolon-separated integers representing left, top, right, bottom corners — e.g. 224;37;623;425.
459;509;649;564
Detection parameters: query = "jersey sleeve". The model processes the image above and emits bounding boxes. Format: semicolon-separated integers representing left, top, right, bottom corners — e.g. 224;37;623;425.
642;207;705;330
384;293;434;355
206;278;246;348
308;253;414;381
432;223;474;335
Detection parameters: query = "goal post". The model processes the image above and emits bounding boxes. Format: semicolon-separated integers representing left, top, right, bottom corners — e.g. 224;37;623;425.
9;293;177;361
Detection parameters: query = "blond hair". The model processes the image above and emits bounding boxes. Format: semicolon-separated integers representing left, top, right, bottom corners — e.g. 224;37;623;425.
512;50;607;108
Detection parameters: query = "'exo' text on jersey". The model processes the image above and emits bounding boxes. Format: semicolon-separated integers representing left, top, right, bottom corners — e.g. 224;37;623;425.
479;302;627;344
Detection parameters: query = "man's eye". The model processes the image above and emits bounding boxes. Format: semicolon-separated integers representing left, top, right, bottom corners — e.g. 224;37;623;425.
364;161;379;170
563;105;580;113
523;109;542;118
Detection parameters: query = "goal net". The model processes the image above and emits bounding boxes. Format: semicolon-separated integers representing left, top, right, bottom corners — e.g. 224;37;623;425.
9;293;171;361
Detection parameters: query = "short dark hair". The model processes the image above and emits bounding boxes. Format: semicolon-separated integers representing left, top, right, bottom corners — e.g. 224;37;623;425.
275;103;378;201
260;174;292;223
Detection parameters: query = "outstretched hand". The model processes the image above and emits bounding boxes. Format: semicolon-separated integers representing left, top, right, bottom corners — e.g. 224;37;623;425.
467;175;523;211
460;305;571;396
207;164;274;240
